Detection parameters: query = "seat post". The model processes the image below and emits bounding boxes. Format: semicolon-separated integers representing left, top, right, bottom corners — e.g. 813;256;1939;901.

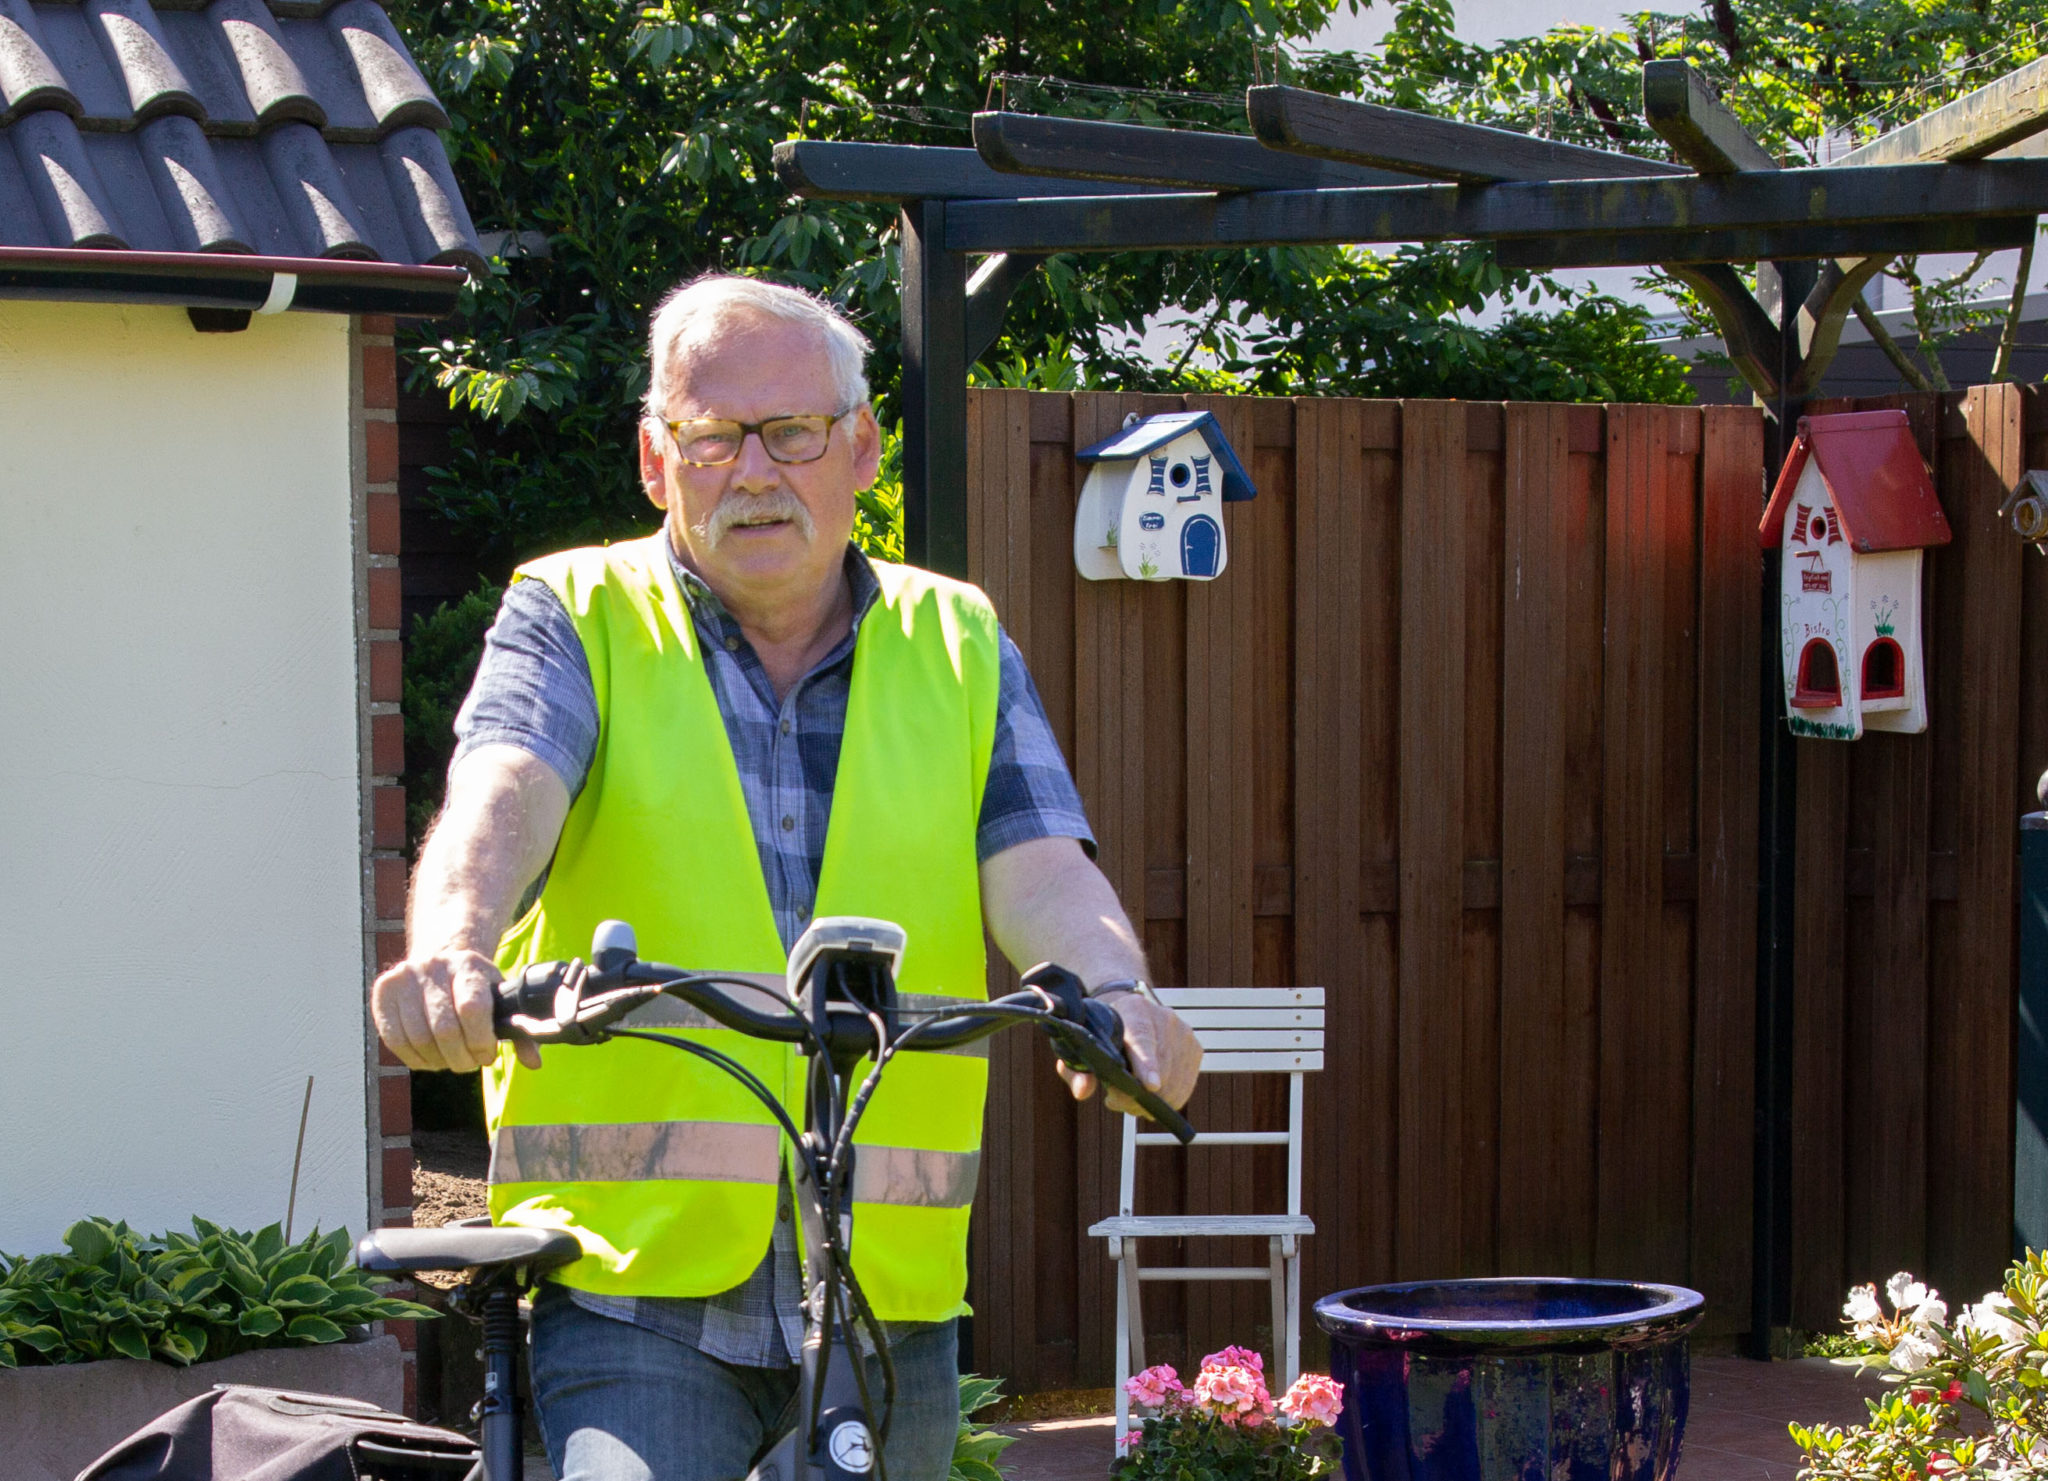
476;1280;524;1481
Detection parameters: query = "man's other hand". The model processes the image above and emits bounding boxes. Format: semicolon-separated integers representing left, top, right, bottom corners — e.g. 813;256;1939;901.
1059;991;1202;1118
373;948;535;1073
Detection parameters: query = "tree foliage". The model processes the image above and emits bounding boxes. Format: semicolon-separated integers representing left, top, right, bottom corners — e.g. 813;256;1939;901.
384;0;1697;571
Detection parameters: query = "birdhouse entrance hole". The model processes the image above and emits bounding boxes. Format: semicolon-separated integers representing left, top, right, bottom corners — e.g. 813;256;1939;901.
1793;639;1842;709
1861;636;1905;700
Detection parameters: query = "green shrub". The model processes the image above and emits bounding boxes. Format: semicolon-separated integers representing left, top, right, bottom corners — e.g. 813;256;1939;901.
952;1373;1019;1481
0;1217;435;1368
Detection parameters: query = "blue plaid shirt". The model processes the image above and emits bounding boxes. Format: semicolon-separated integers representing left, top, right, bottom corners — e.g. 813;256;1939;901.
452;539;1093;1366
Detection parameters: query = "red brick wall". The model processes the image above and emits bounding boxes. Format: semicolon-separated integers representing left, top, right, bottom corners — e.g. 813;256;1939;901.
356;313;418;1414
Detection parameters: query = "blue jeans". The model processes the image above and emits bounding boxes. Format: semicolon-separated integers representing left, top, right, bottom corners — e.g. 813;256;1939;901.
528;1286;961;1481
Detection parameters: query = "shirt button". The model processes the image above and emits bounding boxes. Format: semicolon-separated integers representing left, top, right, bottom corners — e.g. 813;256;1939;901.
779;717;792;735
781;815;795;832
723;635;740;651
778;1204;790;1223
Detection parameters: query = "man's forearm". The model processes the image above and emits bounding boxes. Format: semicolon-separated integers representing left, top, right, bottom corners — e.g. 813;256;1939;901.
407;744;571;958
980;835;1148;988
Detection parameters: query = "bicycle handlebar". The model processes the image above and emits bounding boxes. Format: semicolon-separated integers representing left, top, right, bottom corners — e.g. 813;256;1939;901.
491;936;1196;1144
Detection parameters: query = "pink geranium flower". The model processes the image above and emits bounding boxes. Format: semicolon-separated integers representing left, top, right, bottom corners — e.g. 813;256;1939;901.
1280;1373;1345;1427
1195;1362;1275;1425
1202;1344;1266;1375
1126;1363;1187;1409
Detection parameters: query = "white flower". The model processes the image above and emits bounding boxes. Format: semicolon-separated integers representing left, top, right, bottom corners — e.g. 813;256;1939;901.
1888;1273;1931;1312
1845;1286;1883;1326
1890;1332;1940;1373
1962;1295;2028;1348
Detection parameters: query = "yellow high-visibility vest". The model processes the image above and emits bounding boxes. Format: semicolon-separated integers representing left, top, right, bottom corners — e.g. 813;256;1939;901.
482;534;999;1321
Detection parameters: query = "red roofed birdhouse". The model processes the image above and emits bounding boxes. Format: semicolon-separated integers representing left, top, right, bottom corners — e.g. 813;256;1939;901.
1759;410;1952;739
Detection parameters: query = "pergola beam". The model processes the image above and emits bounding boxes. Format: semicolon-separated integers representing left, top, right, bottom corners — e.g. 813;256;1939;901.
972;112;1414;191
1642;60;1780;174
1246;83;1689;184
1491;213;2034;269
1839;53;2048;166
772;140;1177;201
942;159;2048;253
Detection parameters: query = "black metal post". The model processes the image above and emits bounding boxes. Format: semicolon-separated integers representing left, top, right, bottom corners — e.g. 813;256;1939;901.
899;199;970;578
476;1282;523;1480
2018;811;2048;1256
1748;280;1804;1359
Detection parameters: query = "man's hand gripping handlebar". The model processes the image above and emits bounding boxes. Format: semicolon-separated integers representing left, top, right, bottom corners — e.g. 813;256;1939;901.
487;920;1196;1143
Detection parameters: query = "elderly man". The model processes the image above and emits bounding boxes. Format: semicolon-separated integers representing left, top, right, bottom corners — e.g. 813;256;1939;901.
372;273;1201;1481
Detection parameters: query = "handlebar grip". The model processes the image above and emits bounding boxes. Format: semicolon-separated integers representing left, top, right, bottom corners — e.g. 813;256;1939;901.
1077;1001;1197;1145
493;961;568;1036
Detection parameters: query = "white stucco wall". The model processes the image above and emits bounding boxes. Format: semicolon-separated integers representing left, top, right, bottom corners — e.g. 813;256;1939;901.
0;301;368;1254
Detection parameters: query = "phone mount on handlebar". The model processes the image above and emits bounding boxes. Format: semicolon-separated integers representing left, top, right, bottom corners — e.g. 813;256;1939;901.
787;917;904;1076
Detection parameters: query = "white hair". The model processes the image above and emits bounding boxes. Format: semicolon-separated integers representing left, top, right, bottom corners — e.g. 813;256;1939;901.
643;274;870;420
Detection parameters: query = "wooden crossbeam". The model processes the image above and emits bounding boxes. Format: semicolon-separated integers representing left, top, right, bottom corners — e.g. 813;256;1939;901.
942;159;2048;253
1838;53;2048;166
972;112;1413;191
771;140;1178;201
1246;84;1689;184
1492;213;2034;269
1642;60;1779;174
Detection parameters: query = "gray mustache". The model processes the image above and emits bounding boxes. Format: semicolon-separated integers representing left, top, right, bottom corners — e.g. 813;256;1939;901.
697;490;816;548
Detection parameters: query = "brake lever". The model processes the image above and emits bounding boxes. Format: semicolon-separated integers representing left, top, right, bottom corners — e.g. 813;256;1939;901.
1019;963;1197;1145
495;957;664;1046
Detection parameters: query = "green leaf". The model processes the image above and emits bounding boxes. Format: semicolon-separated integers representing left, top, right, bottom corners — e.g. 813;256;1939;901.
284;1314;346;1345
106;1322;149;1362
266;1249;316;1286
62;1220;116;1267
251;1224;285;1263
237;1305;284;1338
166;1266;224;1304
269;1275;336;1309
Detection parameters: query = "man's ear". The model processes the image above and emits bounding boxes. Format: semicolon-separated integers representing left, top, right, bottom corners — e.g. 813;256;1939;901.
848;406;883;491
638;421;670;511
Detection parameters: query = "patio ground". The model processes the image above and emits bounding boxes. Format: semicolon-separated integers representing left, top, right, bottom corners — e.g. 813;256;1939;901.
991;1355;1881;1481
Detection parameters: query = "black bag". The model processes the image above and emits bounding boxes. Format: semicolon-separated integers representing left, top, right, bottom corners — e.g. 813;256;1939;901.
74;1384;480;1481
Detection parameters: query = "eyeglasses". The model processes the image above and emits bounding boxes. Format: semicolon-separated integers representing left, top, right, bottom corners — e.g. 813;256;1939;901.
662;408;856;467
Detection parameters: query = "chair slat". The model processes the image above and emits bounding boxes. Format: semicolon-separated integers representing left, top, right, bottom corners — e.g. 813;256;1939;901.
1088;1214;1316;1237
1156;987;1324;1008
1176;1008;1325;1029
1200;1050;1324;1072
1191;1028;1325;1052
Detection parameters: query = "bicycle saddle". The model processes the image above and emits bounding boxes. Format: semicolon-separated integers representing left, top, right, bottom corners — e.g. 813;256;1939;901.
355;1219;583;1276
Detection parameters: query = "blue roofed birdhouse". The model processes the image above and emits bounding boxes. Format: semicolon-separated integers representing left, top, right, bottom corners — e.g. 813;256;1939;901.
1072;411;1255;581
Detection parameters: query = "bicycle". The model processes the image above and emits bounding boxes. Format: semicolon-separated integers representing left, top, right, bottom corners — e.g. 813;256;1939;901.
354;914;1197;1481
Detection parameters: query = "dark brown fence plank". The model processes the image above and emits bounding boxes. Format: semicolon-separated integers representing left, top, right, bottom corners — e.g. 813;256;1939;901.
1931;383;2024;1294
1498;403;1583;1274
1692;405;1762;1335
1790;738;1848;1328
1397;401;1470;1278
1597;405;1686;1281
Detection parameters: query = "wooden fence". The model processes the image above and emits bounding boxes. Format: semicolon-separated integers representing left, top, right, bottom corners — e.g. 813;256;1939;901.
962;390;1768;1392
1784;387;2043;1331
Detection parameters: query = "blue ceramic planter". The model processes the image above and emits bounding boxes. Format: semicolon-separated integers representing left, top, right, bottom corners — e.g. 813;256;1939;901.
1314;1279;1705;1481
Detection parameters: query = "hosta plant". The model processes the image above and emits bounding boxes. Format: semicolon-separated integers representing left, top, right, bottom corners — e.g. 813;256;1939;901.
1117;1345;1345;1481
0;1217;435;1368
1791;1252;2048;1481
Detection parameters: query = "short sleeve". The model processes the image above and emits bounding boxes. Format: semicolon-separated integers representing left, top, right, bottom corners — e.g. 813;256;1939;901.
451;577;601;797
976;629;1097;862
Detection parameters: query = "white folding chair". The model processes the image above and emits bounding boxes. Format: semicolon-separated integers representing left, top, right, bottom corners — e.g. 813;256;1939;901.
1088;986;1324;1444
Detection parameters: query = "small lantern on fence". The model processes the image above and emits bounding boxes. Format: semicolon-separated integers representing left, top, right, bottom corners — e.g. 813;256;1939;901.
1758;409;1952;740
2000;470;2048;548
1072;411;1255;581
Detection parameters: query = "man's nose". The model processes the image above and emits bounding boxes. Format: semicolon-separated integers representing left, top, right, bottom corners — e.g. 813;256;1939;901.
726;430;784;490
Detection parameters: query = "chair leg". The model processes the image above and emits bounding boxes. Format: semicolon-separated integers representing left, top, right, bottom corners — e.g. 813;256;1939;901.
1124;1244;1147;1374
1268;1237;1286;1385
1113;1242;1132;1446
1284;1245;1302;1389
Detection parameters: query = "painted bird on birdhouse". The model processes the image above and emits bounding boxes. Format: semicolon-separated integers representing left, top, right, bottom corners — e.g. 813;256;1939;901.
1758;409;1952;739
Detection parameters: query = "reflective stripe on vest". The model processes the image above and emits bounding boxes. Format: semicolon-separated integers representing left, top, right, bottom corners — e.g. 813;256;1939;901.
481;535;999;1320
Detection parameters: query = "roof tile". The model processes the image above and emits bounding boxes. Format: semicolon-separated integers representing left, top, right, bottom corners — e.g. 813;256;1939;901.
0;0;480;275
139;111;248;248
324;0;440;132
0;0;76;120
12;107;125;243
206;0;321;128
86;0;203;122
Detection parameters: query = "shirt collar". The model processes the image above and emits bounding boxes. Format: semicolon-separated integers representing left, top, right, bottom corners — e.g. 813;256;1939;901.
661;534;882;636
